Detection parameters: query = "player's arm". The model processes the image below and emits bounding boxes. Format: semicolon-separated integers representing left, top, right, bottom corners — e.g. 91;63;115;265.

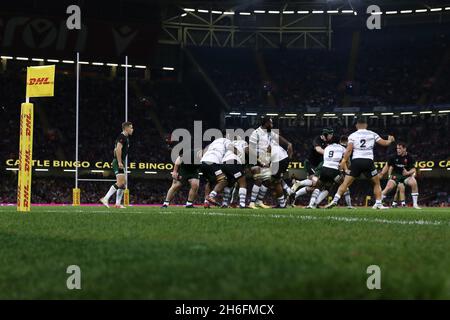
339;143;353;173
376;135;395;147
403;166;416;177
313;136;325;155
172;156;182;180
315;146;325;155
116;142;124;168
249;134;264;166
277;134;293;158
225;140;239;156
378;162;391;179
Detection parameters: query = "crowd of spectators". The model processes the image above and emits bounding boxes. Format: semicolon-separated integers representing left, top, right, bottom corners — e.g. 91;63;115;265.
193;27;450;110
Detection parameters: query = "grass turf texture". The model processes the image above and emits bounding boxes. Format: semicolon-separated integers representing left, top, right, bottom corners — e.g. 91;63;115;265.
0;205;449;299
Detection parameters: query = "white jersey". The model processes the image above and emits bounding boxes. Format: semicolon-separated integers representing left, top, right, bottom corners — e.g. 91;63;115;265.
348;129;381;160
201;138;232;164
223;140;248;164
323;143;346;170
249;127;279;164
270;144;288;163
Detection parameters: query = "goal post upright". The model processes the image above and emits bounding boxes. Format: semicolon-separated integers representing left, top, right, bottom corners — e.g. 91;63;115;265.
124;55;130;206
73;52;81;206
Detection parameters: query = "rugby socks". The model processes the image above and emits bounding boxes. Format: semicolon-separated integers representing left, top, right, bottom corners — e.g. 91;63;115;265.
375;199;382;205
308;189;320;207
316;190;329;206
331;193;341;204
412;193;419;206
104;184;118;201
250;185;260;203
344;190;352;207
115;188;124;205
299;179;313;187
163;200;170;206
256;185;268;204
282;180;293;195
295;187;308;199
239;188;247;207
277;196;286;208
222;187;231;206
209;190;218;199
230;187;238;205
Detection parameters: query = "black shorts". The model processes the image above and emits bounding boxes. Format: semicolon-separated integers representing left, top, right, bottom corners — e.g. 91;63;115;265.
320;166;342;184
271;157;290;179
200;161;225;184
350;158;378;178
222;163;245;183
304;159;321;176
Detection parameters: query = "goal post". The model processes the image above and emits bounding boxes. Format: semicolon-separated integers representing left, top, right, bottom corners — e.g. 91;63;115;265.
72;55;131;206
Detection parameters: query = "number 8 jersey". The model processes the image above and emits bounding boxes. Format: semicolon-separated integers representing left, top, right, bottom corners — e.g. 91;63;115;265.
348;129;381;160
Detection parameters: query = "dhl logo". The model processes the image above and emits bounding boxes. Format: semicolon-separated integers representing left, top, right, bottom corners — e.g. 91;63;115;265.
24;113;32;136
23;185;30;208
28;77;52;85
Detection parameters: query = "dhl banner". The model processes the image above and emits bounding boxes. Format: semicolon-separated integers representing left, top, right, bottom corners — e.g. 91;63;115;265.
17;103;34;212
26;65;55;98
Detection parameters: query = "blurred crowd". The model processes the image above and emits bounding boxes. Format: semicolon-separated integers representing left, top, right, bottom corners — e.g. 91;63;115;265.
193;28;450;110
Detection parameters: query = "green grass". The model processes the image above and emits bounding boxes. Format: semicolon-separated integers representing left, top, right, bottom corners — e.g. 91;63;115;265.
0;205;449;299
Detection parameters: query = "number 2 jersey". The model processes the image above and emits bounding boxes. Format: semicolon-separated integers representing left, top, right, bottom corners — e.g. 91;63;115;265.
348;129;381;160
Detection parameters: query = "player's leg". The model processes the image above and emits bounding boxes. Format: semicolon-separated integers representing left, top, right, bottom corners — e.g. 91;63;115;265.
272;159;289;208
203;182;211;208
398;183;406;207
344;189;355;209
281;179;293;196
185;178;199;208
237;175;247;208
406;176;421;209
273;179;286;208
255;182;270;208
114;174;126;208
306;188;321;209
101;182;118;208
222;186;232;208
313;168;334;208
100;159;123;208
325;175;355;208
315;189;329;207
381;179;397;203
249;166;262;209
370;174;388;209
207;168;228;205
297;159;315;188
162;179;183;207
230;184;239;206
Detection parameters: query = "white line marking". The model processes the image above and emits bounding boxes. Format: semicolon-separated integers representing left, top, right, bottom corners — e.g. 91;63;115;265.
36;209;448;227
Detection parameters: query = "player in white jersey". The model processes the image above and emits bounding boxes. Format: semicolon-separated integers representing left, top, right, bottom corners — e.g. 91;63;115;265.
305;136;354;209
221;137;249;208
248;117;293;209
200;137;236;206
325;117;395;209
